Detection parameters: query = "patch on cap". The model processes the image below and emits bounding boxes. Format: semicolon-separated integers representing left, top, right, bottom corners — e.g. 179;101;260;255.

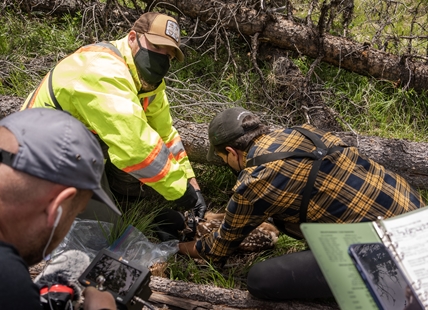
165;20;180;43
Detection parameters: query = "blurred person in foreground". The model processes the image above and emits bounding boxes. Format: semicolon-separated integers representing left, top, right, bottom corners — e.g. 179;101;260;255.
22;12;206;240
0;108;121;309
179;107;425;300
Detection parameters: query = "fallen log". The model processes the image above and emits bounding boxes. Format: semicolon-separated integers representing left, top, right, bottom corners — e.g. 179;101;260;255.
164;0;428;92
29;261;339;310
16;0;428;92
28;261;339;310
2;95;428;191
175;119;428;192
149;276;339;310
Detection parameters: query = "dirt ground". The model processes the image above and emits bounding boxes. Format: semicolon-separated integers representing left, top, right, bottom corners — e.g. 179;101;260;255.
0;95;22;120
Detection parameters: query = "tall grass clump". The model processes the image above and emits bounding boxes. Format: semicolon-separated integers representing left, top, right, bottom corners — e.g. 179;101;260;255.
0;11;83;97
315;64;428;142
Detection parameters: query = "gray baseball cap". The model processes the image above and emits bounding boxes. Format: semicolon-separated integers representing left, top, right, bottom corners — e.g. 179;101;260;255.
207;107;257;161
0;108;121;215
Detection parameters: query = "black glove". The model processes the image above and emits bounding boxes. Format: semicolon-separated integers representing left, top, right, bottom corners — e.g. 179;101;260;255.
193;190;207;219
154;209;186;241
183;190;207;241
175;182;198;210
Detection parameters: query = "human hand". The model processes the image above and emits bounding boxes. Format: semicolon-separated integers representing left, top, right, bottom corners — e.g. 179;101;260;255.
178;240;201;258
83;286;116;310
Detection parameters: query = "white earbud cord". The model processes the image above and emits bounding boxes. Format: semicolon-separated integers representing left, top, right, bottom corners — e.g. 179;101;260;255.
39;206;72;310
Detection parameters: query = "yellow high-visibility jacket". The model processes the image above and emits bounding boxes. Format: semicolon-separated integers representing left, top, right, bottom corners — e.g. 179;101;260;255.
22;35;194;200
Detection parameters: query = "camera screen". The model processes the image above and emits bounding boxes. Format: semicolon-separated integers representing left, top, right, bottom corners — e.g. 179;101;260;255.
86;254;142;297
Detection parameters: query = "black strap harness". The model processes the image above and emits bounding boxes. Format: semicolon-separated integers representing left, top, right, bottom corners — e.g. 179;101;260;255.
246;127;344;223
0;149;15;167
41;42;123;111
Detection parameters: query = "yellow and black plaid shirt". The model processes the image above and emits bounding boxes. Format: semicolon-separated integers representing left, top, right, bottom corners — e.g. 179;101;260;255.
196;124;424;262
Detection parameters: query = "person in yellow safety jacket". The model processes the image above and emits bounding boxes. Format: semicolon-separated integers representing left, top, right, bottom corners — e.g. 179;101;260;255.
21;12;207;240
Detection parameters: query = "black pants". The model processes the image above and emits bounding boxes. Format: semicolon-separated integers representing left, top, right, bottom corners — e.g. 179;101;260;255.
247;250;333;300
91;137;186;240
95;136;144;198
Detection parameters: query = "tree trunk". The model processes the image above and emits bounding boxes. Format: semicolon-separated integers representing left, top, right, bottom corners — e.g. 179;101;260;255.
18;0;428;92
174;119;428;191
3;95;427;190
28;259;339;310
164;0;428;92
149;276;339;310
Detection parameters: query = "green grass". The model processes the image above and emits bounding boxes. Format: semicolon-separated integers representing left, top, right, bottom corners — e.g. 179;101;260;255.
0;11;83;96
106;198;162;244
0;13;81;56
166;233;308;289
167;254;247;289
190;164;236;209
167;256;241;289
312;62;428;142
2;2;428;291
350;1;428;54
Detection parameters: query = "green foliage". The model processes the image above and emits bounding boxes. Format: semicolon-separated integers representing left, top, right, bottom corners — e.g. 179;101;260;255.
0;12;82;56
172;51;219;85
350;1;428;54
167;254;249;289
320;66;428;141
0;68;35;98
167;255;201;281
191;164;236;209
0;11;83;96
205;261;237;288
166;234;308;290
2;3;428;291
99;197;163;245
274;234;308;254
171;49;249;96
420;190;428;204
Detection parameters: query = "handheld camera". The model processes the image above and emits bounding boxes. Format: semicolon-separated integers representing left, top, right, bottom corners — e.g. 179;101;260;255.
78;249;152;310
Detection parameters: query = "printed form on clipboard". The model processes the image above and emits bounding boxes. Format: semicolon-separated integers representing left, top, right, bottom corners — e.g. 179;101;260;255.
301;206;428;310
374;207;428;306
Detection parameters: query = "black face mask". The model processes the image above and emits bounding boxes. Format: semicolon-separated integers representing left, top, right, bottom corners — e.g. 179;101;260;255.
226;151;242;177
228;165;240;177
134;37;170;85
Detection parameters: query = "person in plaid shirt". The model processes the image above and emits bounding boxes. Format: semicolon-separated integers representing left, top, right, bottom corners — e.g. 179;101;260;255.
179;107;425;300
